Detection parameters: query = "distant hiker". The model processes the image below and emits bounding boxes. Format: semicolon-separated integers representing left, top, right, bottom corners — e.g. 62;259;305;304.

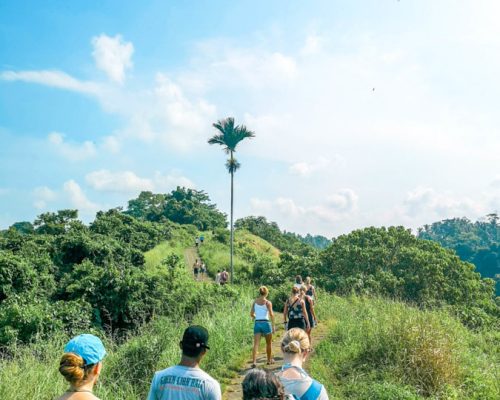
195;237;200;247
193;262;200;280
147;325;221;400
293;275;304;290
215;270;221;285
283;287;310;331
276;328;328;400
200;235;204;244
304;276;316;302
242;368;286;400
220;269;229;286
300;286;318;347
201;262;207;276
250;286;276;367
56;334;107;400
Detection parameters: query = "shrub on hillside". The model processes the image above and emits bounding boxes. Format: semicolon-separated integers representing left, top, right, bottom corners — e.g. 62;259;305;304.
319;226;498;327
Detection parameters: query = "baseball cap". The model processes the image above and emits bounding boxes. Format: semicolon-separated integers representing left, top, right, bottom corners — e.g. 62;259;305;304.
64;334;107;366
181;325;210;350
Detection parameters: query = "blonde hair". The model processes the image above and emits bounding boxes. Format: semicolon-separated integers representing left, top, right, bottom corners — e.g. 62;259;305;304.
291;286;300;295
305;277;311;284
59;353;93;386
299;285;307;293
281;328;310;353
259;286;269;296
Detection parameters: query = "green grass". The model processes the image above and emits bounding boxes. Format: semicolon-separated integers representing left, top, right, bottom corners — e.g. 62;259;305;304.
198;229;280;279
310;295;500;400
144;225;194;271
0;286;256;400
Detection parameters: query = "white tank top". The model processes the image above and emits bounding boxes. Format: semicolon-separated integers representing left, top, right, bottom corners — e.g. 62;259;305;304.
254;302;269;320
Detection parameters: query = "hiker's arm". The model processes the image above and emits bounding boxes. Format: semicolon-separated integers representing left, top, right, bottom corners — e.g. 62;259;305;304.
310;297;318;323
250;301;255;319
302;300;310;327
267;301;275;332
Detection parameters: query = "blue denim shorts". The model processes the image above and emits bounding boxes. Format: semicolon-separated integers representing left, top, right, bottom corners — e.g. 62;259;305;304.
254;320;272;335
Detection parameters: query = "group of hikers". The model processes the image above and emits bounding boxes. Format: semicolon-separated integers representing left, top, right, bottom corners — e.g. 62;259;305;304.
55;275;326;400
193;259;229;285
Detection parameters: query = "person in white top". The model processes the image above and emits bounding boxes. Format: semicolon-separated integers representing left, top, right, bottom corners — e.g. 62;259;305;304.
276;328;329;400
147;325;221;400
215;270;221;285
250;286;275;367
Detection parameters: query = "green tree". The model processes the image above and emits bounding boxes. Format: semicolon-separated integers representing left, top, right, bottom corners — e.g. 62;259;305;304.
208;117;255;283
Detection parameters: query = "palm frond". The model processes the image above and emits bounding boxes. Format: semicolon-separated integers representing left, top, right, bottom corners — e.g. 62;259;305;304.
208;117;255;152
225;157;241;174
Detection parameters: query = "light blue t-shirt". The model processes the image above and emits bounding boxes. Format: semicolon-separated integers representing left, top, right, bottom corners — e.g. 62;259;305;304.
147;365;221;400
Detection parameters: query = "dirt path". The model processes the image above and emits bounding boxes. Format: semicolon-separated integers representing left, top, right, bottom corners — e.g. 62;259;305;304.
223;314;330;400
184;246;212;282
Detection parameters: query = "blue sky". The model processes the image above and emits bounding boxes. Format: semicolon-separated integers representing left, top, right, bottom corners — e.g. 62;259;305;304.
1;0;499;236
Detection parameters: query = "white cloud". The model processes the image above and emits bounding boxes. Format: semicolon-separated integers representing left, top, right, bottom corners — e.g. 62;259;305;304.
153;171;195;191
85;170;153;193
289;156;344;177
403;187;484;219
101;135;121;153
48;132;97;161
250;188;359;235
301;34;324;55
63;180;99;215
491;176;500;189
85;169;195;194
92;34;134;83
326;188;358;213
0;70;101;95
33;186;57;209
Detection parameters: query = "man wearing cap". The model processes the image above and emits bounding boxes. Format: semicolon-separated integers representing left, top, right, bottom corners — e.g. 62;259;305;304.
147;325;221;400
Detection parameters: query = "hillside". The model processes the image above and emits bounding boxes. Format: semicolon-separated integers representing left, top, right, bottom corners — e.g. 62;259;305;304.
418;215;499;294
0;188;499;399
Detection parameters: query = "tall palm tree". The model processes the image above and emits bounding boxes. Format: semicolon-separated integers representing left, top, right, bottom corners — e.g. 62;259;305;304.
208;117;255;283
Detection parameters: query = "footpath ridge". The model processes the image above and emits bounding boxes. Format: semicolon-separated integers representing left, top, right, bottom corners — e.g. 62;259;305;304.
223;314;330;400
184;241;330;399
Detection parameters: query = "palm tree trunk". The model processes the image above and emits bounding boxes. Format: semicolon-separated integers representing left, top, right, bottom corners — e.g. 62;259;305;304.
230;151;234;284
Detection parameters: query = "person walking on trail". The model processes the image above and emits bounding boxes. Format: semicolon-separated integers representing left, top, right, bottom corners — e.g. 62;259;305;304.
56;334;107;400
200;262;207;277
195;237;200;247
293;275;304;290
220;269;229;285
242;368;287;400
250;286;276;367
304;277;316;303
193;262;200;281
147;325;221;400
283;287;310;331
300;286;318;348
215;270;221;285
276;328;329;400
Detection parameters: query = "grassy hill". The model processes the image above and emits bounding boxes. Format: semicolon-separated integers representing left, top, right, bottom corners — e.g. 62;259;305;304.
198;229;281;280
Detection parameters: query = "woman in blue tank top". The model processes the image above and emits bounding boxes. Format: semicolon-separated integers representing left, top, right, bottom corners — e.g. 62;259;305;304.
250;286;275;367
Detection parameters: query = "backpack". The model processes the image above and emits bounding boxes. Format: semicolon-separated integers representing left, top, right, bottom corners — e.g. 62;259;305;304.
221;271;228;282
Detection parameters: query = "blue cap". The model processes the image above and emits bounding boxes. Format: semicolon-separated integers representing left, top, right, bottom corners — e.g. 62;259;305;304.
64;334;107;366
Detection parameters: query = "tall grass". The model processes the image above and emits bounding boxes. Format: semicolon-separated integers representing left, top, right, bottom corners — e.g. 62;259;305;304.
311;295;499;399
0;286;256;400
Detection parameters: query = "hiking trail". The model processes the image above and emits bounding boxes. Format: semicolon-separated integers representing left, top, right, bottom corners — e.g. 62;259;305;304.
223;313;331;400
184;245;212;282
